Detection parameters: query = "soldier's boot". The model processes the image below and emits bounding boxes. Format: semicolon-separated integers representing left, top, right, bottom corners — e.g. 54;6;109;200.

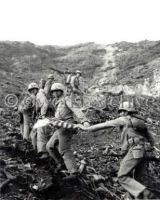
62;151;78;174
39;152;49;160
54;162;66;174
142;189;155;199
137;189;155;200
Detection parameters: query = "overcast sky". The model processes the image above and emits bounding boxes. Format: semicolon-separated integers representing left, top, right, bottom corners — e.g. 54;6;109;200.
0;0;160;46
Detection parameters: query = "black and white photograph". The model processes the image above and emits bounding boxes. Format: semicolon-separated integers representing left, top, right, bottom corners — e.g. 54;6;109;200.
0;0;160;199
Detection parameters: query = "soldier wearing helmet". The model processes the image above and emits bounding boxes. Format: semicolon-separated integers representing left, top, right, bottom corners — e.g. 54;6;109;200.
46;82;90;174
77;101;155;199
118;101;137;114
70;70;83;107
18;83;39;140
75;70;81;75
48;74;55;80
28;82;39;92
31;76;55;159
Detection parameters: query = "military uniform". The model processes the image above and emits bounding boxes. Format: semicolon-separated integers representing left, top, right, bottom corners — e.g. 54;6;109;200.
43;79;53;99
46;96;88;173
100;115;154;198
31;88;53;153
18;93;36;140
39;79;46;89
36;89;49;118
70;75;83;106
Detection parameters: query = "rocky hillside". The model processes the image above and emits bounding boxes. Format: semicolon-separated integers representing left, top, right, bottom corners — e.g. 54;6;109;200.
1;40;160;107
1;41;160;200
0;41;105;106
90;40;160;97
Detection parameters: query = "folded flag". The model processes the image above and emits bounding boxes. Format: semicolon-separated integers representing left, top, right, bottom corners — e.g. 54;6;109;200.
33;118;76;130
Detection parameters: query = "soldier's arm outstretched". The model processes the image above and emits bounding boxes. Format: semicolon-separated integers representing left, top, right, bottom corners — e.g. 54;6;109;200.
65;97;89;124
77;117;126;132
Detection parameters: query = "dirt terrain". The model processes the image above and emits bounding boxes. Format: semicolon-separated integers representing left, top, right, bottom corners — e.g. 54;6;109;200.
1;94;160;200
1;40;160;199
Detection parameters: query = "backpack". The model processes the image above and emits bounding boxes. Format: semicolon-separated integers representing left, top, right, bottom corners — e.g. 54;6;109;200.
18;93;33;113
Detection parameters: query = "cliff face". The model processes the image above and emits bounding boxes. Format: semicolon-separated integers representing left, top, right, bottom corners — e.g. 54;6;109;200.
1;40;160;106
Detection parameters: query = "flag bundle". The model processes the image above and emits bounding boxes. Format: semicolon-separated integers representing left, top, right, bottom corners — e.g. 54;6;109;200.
33;118;76;130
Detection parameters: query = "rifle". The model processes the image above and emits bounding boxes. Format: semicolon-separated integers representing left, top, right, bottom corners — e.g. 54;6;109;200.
49;67;65;75
49;67;75;75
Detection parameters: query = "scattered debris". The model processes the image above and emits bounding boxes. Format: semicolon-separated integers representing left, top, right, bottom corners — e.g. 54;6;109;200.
1;94;160;200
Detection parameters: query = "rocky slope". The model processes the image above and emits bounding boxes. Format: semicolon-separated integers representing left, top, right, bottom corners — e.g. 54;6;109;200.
1;41;160;200
0;41;105;106
90;41;160;97
1;40;160;108
1;107;160;200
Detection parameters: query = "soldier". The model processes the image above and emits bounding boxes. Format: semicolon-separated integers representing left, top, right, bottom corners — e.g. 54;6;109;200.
32;75;55;159
18;83;39;141
44;74;55;98
70;70;83;107
46;83;90;174
39;79;46;89
77;101;155;199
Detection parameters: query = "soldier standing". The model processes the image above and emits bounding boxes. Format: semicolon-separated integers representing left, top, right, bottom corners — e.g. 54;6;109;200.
32;74;55;159
70;70;83;107
46;83;89;174
18;83;39;141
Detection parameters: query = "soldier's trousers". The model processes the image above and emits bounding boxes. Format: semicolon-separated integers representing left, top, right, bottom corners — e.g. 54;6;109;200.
46;127;77;173
22;113;31;140
31;123;53;153
31;126;50;153
118;146;146;198
37;126;50;153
